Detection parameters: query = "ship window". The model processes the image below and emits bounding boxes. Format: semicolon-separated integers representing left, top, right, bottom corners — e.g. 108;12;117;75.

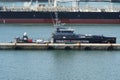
63;31;73;33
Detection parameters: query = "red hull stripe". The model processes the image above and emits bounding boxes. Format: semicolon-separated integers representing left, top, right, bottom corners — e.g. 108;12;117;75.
0;19;120;24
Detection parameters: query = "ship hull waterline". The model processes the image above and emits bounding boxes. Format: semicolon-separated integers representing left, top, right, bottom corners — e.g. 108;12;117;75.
0;19;120;24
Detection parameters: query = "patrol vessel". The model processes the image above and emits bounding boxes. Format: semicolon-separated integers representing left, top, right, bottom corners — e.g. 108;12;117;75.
52;27;116;43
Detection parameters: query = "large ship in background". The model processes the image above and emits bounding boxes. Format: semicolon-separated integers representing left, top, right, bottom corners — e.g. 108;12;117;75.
0;0;120;24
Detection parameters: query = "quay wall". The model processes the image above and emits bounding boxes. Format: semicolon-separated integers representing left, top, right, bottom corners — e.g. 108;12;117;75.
0;43;120;50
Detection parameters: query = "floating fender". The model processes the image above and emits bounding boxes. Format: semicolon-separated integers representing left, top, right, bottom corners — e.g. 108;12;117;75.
65;46;71;50
14;46;22;50
84;47;91;50
47;46;54;50
107;46;114;50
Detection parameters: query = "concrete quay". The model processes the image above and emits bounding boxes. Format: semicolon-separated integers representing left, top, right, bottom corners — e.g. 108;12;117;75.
0;43;120;50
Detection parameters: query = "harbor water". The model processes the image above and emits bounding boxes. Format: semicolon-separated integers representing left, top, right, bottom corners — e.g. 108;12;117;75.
0;24;120;80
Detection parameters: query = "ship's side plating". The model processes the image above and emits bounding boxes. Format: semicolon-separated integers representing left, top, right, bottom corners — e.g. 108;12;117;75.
52;35;116;43
0;11;120;24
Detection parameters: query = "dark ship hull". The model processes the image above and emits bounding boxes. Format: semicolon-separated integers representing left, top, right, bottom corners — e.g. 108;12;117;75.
0;11;120;24
111;0;120;2
53;36;116;43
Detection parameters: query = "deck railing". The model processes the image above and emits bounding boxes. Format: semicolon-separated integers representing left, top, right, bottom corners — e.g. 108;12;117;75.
0;6;120;12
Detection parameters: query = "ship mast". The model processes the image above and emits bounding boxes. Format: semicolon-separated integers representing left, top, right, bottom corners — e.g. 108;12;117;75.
54;12;61;27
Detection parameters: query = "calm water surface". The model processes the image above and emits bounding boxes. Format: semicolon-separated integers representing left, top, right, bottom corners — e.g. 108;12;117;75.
0;24;120;80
